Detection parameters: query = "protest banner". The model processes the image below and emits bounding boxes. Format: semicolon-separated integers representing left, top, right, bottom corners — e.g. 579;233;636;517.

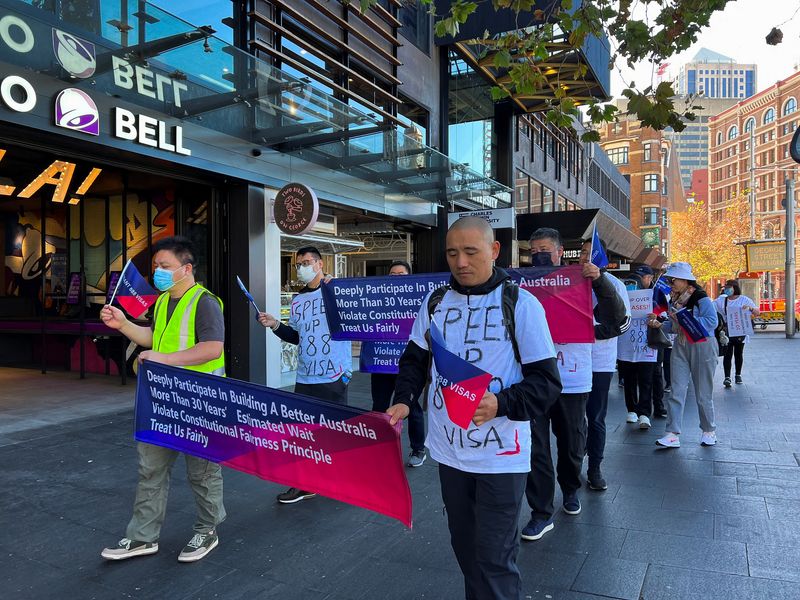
617;289;657;362
322;266;593;344
429;320;493;429
726;305;755;337
135;361;412;527
359;341;405;374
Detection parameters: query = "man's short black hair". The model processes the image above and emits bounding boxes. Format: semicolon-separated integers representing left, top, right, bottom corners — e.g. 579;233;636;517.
153;235;197;267
296;246;322;261
530;227;563;247
389;260;412;274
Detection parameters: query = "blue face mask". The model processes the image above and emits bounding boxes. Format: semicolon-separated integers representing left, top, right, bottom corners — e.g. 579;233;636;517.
724;287;734;297
153;266;186;291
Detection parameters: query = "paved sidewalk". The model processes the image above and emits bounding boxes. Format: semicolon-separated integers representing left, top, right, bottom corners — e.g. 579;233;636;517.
2;332;800;599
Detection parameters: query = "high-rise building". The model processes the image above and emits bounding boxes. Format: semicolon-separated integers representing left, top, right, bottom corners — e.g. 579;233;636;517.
676;48;757;99
670;97;738;190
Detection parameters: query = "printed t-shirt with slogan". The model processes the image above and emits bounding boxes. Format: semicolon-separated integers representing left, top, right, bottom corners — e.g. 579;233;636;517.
591;273;632;373
409;285;556;474
290;287;352;385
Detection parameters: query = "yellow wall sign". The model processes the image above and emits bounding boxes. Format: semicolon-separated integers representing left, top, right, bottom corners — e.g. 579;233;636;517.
745;242;799;272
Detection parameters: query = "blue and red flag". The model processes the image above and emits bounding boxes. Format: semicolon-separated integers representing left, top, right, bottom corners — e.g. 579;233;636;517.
429;319;493;429
109;260;158;319
653;277;671;315
590;221;609;268
675;308;710;343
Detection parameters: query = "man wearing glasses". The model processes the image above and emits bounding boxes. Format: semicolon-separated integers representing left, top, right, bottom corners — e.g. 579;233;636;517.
257;246;352;504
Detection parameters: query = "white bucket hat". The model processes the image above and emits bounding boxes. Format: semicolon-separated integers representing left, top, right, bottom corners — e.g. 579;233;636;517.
663;261;696;281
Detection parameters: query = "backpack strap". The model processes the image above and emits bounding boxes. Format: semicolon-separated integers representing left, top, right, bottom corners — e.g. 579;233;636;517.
427;284;450;319
501;279;521;364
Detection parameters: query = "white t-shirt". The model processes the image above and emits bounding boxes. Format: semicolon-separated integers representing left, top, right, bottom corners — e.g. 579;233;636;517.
715;295;757;342
555;343;593;393
289;288;352;384
591;273;632;373
409;284;556;474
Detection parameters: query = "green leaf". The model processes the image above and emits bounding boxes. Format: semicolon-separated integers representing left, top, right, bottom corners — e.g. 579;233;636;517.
494;50;512;68
490;86;510;101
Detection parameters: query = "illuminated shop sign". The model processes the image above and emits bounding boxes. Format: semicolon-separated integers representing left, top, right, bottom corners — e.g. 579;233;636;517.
0;14;191;155
0;147;102;204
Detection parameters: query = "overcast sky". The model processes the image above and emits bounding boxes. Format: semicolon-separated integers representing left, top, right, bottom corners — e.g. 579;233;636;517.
611;0;800;97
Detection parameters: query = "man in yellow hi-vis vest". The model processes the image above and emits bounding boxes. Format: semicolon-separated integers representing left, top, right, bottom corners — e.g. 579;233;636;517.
99;236;226;563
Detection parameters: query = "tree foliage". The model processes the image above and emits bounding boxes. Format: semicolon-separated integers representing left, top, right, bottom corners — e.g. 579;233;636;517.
670;196;753;286
357;0;745;140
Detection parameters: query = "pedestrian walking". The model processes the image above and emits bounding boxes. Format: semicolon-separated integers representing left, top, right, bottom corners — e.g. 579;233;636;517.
100;236;226;563
257;246;352;504
388;217;561;600
715;279;760;388
647;262;719;448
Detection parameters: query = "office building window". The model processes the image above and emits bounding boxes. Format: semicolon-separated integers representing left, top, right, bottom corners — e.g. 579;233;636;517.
644;174;659;192
543;187;554;212
607;146;628;165
728;125;738;140
744;117;755;133
643;207;659;225
662;208;668;227
764;108;775;124
643;143;651;161
784;97;797;116
399;1;431;53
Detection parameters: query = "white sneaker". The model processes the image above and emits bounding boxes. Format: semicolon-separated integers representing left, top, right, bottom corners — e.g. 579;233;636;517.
638;415;651;430
700;431;717;446
626;412;638;423
656;433;680;448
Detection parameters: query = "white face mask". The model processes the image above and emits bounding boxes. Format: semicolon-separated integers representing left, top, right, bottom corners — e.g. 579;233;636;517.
296;264;317;284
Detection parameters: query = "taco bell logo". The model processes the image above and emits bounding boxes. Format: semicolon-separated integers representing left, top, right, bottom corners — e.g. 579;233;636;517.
55;89;99;135
52;29;96;78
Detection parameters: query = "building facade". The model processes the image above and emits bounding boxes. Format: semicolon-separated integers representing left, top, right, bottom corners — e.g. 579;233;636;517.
599;119;687;262
708;69;800;299
676;48;756;100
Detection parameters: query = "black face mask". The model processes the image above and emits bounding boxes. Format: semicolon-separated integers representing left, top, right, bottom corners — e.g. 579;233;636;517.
531;251;554;267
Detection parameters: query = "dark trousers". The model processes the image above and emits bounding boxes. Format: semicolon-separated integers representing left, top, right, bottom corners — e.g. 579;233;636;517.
295;379;348;405
618;361;656;417
370;373;425;452
723;338;745;377
663;347;672;387
439;464;526;600
586;372;613;471
526;392;589;521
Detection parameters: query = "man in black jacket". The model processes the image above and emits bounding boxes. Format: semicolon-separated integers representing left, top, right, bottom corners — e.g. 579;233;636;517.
388;217;562;600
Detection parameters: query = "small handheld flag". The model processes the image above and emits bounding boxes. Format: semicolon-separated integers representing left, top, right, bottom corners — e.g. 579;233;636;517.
429;319;493;429
674;308;710;343
590;222;609;268
652;277;671;315
109;260;158;319
236;276;261;313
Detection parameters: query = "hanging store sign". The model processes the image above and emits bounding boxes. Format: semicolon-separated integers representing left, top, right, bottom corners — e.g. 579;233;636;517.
447;207;515;229
273;183;319;235
0;147;102;204
745;241;800;273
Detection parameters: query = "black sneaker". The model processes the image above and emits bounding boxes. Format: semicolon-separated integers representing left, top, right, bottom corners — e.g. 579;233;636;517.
655;408;668;419
735;375;743;384
664;386;672;393
723;377;732;388
587;469;608;491
178;530;218;563
407;450;426;468
277;487;316;504
562;492;582;515
101;538;158;561
521;518;554;541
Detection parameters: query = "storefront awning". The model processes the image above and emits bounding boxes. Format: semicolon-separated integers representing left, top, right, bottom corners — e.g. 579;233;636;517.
516;209;644;260
0;0;511;226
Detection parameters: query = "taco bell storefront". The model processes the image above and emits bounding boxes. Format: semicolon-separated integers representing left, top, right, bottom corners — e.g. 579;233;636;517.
0;1;509;389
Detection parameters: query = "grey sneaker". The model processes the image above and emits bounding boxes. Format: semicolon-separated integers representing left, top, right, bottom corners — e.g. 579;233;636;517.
178;530;219;563
407;450;426;468
277;487;317;504
101;538;158;561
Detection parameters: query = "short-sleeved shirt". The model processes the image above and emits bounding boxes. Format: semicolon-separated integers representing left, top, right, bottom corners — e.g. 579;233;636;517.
591;273;632;372
715;295;757;343
289;287;352;384
409;285;555;474
151;292;225;343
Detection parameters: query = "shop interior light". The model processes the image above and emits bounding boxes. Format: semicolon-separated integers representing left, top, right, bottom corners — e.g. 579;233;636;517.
18;160;75;204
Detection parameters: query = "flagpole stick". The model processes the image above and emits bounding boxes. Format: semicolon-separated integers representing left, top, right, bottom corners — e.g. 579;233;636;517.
107;259;130;308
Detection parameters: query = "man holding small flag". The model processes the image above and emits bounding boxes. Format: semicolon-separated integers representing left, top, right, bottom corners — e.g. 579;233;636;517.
388;217;562;600
100;236;227;563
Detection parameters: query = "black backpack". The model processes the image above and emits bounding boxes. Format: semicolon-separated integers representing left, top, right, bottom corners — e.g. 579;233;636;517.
426;279;521;364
